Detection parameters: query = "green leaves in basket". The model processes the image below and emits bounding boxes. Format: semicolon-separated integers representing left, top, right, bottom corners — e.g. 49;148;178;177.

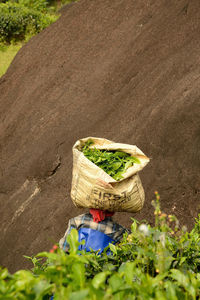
81;139;140;181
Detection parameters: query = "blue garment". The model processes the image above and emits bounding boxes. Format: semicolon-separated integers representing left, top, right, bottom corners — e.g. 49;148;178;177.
59;213;128;251
78;227;116;253
62;227;116;253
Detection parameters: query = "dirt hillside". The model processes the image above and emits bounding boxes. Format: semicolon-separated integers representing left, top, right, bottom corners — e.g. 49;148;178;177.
0;0;200;272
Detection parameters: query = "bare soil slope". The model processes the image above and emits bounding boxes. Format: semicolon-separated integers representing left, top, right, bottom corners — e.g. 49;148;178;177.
0;0;200;272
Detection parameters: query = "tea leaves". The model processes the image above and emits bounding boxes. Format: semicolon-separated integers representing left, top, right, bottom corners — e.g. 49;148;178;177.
81;139;140;181
1;194;200;299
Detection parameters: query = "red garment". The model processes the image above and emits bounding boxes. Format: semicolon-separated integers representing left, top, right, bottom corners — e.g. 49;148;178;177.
89;209;115;223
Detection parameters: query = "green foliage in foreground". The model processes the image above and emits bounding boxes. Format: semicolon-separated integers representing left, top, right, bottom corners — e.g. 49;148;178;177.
1;193;200;299
81;139;141;181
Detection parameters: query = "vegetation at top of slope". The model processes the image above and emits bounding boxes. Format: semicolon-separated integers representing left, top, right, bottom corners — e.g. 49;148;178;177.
0;1;58;44
81;139;141;181
1;193;200;299
0;0;77;77
0;0;77;44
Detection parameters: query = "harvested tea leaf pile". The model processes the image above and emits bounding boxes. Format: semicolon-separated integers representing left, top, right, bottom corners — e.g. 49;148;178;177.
81;139;140;181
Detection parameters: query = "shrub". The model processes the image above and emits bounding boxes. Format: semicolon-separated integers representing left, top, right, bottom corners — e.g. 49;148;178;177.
17;0;49;12
0;2;57;43
1;193;200;299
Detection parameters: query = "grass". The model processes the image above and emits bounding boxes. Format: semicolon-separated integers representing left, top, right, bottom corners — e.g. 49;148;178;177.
0;43;22;77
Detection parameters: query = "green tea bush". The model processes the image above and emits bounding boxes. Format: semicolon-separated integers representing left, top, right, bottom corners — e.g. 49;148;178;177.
0;0;52;12
0;2;57;43
1;193;200;299
17;0;49;12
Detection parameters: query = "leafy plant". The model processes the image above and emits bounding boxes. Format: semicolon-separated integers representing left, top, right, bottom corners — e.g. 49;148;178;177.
81;139;140;181
0;2;58;43
17;0;49;12
1;193;200;299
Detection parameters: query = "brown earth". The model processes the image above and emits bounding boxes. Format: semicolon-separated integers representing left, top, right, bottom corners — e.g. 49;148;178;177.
0;0;200;272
